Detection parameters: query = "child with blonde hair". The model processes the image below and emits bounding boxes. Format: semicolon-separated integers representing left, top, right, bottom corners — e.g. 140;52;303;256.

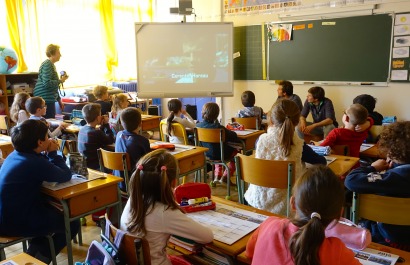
10;92;30;125
120;149;213;264
109;93;129;135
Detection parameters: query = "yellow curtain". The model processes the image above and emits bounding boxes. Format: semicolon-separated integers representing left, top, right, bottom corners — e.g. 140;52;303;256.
5;0;28;72
99;0;117;80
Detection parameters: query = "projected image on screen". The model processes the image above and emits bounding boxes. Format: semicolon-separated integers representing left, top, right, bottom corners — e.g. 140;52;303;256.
135;23;233;98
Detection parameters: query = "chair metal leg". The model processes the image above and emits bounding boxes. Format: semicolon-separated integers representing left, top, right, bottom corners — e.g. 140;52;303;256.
0;248;6;261
22;240;28;252
46;235;57;265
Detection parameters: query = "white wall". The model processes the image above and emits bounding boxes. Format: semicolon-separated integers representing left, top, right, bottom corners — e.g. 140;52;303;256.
188;0;410;125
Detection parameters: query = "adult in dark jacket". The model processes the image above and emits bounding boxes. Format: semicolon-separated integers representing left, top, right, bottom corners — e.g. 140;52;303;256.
345;121;410;251
0;120;79;263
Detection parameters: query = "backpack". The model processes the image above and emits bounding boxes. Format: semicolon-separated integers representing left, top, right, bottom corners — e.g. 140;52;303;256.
75;218;125;265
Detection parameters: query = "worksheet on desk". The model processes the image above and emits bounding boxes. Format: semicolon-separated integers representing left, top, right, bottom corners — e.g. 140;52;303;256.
187;204;268;245
42;176;88;191
360;143;375;152
234;129;259;136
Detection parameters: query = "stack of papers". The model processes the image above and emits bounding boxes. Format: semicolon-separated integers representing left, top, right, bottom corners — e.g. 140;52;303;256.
352;247;399;265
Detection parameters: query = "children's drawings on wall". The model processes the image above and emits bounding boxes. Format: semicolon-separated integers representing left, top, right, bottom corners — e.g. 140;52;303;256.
267;23;293;42
224;0;298;15
391;13;410;82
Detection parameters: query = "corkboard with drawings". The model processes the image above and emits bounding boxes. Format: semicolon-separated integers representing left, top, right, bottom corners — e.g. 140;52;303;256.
391;13;410;82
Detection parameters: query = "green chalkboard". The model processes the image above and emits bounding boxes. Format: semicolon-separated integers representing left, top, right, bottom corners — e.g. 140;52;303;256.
267;14;392;82
234;25;265;80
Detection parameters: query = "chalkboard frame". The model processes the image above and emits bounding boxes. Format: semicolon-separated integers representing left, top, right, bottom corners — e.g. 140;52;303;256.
266;14;393;84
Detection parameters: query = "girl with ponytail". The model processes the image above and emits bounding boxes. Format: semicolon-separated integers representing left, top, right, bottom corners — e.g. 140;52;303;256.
120;149;213;264
164;99;196;144
244;99;326;215
246;165;360;265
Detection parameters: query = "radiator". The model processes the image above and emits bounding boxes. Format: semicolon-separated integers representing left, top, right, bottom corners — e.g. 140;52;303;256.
112;81;137;93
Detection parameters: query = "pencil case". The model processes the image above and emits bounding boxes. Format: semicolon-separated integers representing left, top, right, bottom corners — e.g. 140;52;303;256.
226;122;245;131
325;217;371;250
151;143;175;151
174;182;216;213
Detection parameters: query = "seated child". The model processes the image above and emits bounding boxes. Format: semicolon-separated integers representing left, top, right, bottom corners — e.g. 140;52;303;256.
196;102;239;183
120;149;213;264
26;96;68;138
93;85;112;115
163;98;196;144
246;165;360;265
236;90;264;129
345;121;410;251
109;93;129;136
245;99;326;215
10;92;30;125
114;107;150;192
353;94;383;143
78;103;114;170
320;103;372;158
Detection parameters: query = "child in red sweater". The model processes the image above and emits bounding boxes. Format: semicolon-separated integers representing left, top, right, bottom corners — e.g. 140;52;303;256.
246;165;360;265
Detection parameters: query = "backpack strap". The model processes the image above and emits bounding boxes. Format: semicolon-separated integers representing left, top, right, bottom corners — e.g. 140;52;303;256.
104;217;126;249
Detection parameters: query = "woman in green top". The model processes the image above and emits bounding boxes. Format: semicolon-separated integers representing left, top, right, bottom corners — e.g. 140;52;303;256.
33;44;68;118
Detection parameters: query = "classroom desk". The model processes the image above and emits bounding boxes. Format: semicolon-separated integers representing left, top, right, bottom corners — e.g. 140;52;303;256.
0;135;13;158
41;169;122;265
360;144;386;159
327;155;360;177
168;196;278;263
236;241;410;265
141;115;161;131
235;130;264;155
0;253;46;265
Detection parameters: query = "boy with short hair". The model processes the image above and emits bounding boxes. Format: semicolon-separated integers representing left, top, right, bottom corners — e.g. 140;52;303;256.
26;96;67;138
93;85;112;115
78;103;114;169
236;90;264;128
114;107;150;191
320;103;372;157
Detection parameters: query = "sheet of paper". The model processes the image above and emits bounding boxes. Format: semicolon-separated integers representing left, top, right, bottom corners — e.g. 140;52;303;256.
150;141;196;155
360;143;375;152
324;156;337;165
352;247;399;265
234;129;259;136
187;204;268;245
42;176;88;191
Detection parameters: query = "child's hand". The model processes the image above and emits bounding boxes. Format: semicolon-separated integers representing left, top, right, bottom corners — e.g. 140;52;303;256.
47;138;59;153
101;115;109;124
371;159;390;172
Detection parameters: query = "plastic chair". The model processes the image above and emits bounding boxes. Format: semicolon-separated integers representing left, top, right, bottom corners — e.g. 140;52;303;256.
194;127;234;200
0;235;57;265
97;148;131;195
232;117;259;130
352;193;410;226
101;214;151;265
369;125;385;142
159;120;189;145
234;154;295;217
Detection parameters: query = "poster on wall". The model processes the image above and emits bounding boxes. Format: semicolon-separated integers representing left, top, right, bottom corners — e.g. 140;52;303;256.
391;13;410;82
224;0;298;15
267;23;293;42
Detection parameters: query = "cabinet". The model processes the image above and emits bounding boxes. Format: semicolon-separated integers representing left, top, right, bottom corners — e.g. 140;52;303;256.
0;73;38;119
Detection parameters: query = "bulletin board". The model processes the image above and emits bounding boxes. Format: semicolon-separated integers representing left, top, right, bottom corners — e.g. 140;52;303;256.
267;14;393;83
390;13;410;82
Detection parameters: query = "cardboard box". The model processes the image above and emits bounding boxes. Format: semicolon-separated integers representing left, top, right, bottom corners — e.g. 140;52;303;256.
11;83;33;95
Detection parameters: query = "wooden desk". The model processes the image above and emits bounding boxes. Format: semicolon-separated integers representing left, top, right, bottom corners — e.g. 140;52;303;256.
236;241;410;265
141;115;161;131
42;169;122;265
0;253;46;265
236;130;264;155
360;145;386;159
0;135;13;158
327;155;360;177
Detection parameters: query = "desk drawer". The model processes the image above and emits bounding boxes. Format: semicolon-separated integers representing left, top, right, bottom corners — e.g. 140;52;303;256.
142;119;159;131
178;153;205;175
68;185;118;217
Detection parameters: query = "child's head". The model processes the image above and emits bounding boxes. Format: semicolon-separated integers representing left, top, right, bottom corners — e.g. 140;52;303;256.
120;107;141;132
378;121;410;164
289;165;344;265
202;102;219;123
25;97;46;116
353;94;377;113
278;80;294;97
12;92;30;110
82;103;101;124
167;99;183;113
241;91;256;107
344;104;368;126
93;85;109;100
111;93;129;112
307;86;325;102
269;99;300;156
126;149;179;234
11;119;49;152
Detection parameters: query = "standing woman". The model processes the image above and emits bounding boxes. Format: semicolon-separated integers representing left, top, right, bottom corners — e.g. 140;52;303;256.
34;44;68;118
